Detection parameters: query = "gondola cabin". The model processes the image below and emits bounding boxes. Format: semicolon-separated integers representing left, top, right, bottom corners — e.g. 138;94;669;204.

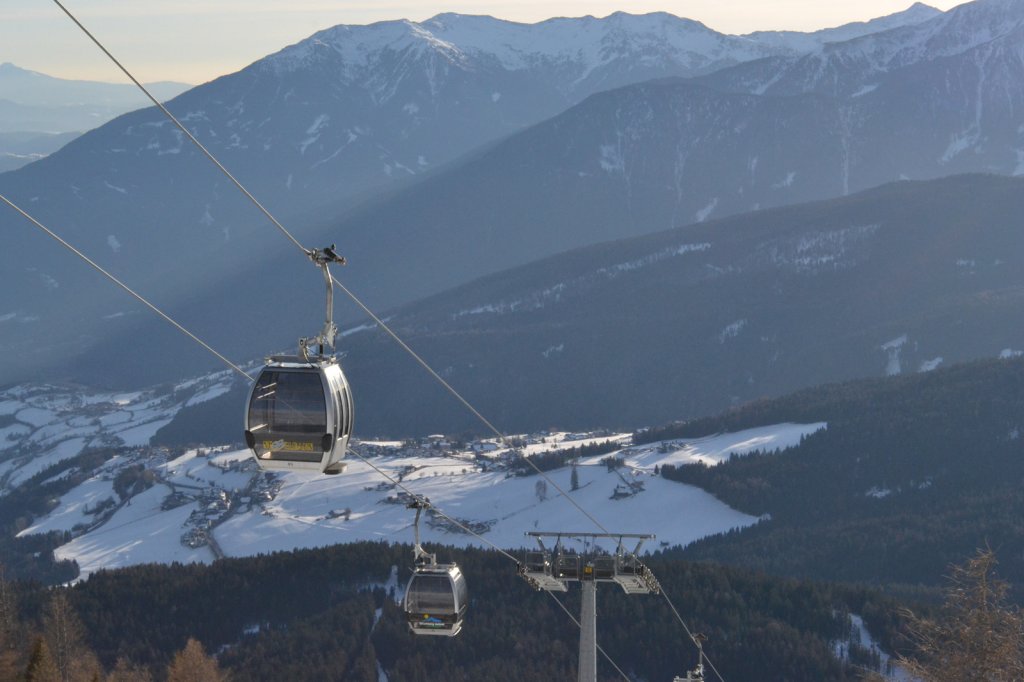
244;356;353;475
404;564;468;637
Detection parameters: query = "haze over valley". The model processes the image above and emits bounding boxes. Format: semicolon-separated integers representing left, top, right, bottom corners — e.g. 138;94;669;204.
2;3;1024;680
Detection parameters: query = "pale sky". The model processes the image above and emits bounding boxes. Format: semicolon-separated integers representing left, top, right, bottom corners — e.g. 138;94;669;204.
3;0;965;85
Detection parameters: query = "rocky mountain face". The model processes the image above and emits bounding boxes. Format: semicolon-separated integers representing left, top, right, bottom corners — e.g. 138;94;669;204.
273;0;1024;329
155;174;1024;437
332;174;1024;435
743;2;942;53
714;0;1024;97
0;12;810;385
0;3;996;388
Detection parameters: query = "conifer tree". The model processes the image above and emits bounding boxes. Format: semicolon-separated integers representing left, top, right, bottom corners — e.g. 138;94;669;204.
106;657;153;682
166;639;224;682
0;565;21;679
24;636;60;682
42;591;101;682
898;549;1024;681
535;480;548;502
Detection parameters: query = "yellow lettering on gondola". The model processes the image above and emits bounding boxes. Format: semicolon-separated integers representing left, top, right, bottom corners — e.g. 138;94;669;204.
262;440;315;452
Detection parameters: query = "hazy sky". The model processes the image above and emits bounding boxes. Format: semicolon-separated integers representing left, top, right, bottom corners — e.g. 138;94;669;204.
4;0;965;85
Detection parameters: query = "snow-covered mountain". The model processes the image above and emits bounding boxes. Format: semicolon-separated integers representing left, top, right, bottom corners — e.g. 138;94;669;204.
744;2;942;54
0;372;823;579
713;0;1024;97
247;0;1024;331
0;8;943;387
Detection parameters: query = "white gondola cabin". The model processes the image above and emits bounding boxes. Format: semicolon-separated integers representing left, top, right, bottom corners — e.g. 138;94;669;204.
243;245;353;475
404;564;468;637
402;498;468;636
244;356;353;474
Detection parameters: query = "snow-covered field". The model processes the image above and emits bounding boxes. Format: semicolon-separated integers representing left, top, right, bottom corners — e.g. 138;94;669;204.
26;424;822;578
1;376;824;580
0;373;237;489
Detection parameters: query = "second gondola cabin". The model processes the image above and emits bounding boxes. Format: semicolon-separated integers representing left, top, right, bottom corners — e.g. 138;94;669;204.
404;563;468;637
244;355;353;475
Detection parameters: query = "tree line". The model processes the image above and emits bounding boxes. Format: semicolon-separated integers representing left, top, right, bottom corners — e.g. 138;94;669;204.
0;541;910;681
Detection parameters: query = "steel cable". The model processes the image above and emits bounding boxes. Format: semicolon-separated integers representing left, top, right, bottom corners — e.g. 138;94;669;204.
1;192;632;681
49;3;726;677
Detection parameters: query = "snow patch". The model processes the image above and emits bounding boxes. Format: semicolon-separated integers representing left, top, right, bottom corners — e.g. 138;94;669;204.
834;614;917;681
599;144;624;173
200;205;214;227
16;407;57;427
1000;348;1023;359
184;384;232;407
718;319;747;343
107;235;121;254
850;83;879;98
300;114;330;154
542;344;564;359
342;322;377;337
882;335;907;376
918;357;942;372
695;198;719;223
619;423;827;470
941;130;979;163
773;171;796;188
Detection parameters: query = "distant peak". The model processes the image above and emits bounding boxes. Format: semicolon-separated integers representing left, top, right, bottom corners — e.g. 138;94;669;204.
0;63;44;79
423;12;507;26
901;2;942;17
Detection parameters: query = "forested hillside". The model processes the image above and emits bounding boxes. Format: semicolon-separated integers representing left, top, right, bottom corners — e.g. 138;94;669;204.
1;542;903;681
644;357;1024;590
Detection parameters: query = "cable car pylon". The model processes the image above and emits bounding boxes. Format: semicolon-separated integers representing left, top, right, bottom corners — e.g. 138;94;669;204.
519;532;661;682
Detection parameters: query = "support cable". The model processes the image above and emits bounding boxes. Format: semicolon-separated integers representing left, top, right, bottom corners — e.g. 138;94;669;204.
52;4;725;677
0;193;254;384
1;192;631;681
50;0;310;258
52;0;614;546
660;591;726;682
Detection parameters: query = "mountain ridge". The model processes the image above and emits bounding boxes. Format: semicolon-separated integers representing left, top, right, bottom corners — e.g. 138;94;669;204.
1;1;1012;390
